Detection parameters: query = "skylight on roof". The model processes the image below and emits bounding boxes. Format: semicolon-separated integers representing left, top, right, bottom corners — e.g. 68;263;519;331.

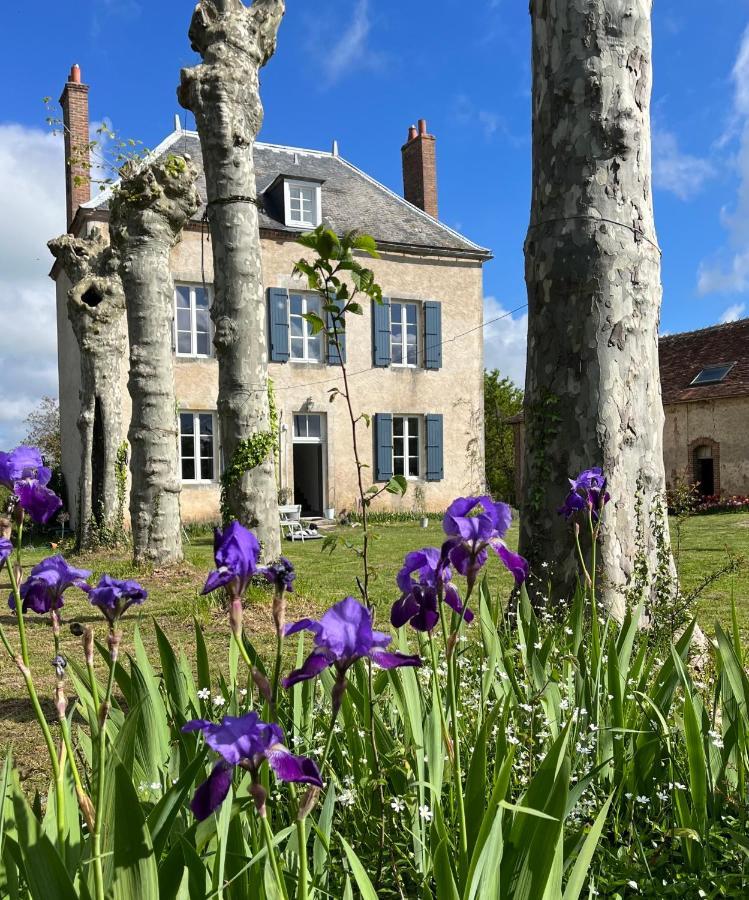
690;363;736;386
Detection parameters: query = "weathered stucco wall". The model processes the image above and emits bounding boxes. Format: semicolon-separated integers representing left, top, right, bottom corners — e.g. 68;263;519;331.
58;226;486;524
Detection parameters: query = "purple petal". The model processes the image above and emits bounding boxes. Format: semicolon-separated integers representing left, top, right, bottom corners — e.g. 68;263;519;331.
202;566;234;595
14;480;62;524
266;748;323;786
494;542;529;585
369;649;422;670
443;583;474;624
182;718;212;733
0;539;11;568
191;763;233;821
284;617;320;638
391;595;420;629
410;604;440;632
443;496;481;535
282;650;333;688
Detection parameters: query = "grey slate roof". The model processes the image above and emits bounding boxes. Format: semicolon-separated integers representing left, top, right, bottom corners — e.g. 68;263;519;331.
84;129;490;259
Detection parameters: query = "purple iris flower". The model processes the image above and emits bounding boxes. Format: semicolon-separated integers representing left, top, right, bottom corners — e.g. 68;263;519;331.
14;479;63;525
260;557;295;593
203;521;260;597
86;575;147;623
9;555;91;615
182;711;322;820
282;596;421;690
558;467;610;522
442;495;528;591
0;538;11;567
0;446;51;489
391;547;473;632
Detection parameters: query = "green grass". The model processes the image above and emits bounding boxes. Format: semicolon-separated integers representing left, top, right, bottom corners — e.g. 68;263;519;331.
1;511;748;787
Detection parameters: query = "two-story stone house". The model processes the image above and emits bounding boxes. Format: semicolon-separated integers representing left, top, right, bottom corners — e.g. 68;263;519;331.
52;68;491;524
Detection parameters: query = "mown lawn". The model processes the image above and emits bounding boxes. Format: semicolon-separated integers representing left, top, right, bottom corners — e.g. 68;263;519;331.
1;510;748;786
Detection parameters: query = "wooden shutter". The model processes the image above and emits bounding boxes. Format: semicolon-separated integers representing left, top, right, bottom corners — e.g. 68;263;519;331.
423;301;442;370
425;414;444;481
268;288;290;362
374;413;393;481
372;298;391;367
326;299;346;365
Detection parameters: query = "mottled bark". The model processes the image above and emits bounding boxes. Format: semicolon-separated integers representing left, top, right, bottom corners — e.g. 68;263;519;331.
520;0;674;618
48;229;126;547
178;0;283;560
110;157;200;565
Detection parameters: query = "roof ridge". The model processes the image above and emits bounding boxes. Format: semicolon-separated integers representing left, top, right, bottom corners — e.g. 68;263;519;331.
660;317;749;341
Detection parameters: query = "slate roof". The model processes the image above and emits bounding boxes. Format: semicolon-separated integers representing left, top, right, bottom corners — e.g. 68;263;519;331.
83;129;490;259
659;318;749;404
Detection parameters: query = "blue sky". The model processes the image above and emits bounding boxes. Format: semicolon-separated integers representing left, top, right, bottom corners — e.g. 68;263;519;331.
1;0;749;447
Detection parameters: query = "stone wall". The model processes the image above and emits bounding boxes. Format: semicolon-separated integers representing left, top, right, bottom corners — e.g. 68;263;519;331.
57;224;486;525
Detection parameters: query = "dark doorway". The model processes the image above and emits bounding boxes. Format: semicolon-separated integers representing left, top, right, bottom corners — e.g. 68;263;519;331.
696;457;715;497
91;397;105;523
293;444;323;515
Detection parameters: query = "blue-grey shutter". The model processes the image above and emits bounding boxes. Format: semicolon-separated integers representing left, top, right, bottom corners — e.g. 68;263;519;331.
326;300;346;365
425;414;444;481
372;298;391;367
374;413;393;481
268;288;290;362
424;301;442;370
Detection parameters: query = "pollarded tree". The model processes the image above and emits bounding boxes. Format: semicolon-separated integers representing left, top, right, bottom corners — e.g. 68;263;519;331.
520;0;673;618
178;0;283;560
47;229;126;548
110;156;200;565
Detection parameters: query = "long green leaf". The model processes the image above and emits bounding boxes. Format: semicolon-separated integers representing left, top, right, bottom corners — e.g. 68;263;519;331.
562;794;612;899
340;835;379;900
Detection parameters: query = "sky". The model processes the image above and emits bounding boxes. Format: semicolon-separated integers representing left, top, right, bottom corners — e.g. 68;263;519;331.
1;0;749;448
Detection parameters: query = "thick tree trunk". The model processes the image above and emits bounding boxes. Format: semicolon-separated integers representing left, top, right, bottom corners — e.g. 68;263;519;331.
520;0;673;619
178;0;283;560
48;229;126;548
110;157;200;565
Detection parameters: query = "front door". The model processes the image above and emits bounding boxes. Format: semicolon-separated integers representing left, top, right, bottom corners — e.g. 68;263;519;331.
696;458;715;496
292;413;326;516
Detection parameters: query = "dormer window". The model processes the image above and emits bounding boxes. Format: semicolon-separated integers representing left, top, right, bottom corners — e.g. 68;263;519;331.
690;362;735;386
284;179;321;229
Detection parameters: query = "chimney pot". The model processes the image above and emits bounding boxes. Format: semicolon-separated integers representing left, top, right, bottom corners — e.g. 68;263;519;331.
70;64;81;84
401;118;438;218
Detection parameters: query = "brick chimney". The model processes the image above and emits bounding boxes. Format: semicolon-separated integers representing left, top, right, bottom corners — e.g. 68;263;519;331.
59;64;90;231
401;118;438;218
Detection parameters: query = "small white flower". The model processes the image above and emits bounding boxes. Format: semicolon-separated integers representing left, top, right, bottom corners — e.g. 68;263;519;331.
197;688;210;701
418;804;432;821
239;688;247;697
625;792;633;800
712;736;724;749
150;781;161;791
534;641;543;650
339;789;356;807
627;881;639;891
564;627;573;635
636;795;649;805
212;695;225;708
390;798;405;813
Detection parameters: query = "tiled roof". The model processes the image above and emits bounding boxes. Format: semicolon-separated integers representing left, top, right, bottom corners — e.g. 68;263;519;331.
659;318;749;404
83;129;490;259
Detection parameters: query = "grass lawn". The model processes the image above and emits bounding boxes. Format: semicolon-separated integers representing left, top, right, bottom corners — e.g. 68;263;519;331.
2;510;748;786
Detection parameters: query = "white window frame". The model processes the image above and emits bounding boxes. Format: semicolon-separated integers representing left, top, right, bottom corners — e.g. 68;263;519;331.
179;410;219;484
390;301;419;368
293;413;325;443
284;179;322;229
289;292;323;363
174;283;213;358
393;414;421;480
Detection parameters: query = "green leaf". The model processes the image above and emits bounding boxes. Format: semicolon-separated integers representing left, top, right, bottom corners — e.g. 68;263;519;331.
9;779;78;900
465;723;487;856
109;763;160;900
353;233;379;256
340;835;379;899
194;617;211;693
147;749;206;859
434;837;461;900
302;312;325;335
562;794;613;899
385;475;408;496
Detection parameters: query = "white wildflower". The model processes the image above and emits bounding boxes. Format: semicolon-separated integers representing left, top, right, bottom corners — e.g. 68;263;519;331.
418;804;433;821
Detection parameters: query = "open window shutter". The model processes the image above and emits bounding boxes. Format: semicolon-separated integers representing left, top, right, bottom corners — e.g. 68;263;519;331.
374;413;393;481
326;300;346;365
268;288;290;362
424;301;442;370
372;298;391;367
425;414;444;481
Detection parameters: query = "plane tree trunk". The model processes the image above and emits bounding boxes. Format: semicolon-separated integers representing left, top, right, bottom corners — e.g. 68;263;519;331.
178;0;283;560
110;156;200;565
48;228;126;549
520;0;673;619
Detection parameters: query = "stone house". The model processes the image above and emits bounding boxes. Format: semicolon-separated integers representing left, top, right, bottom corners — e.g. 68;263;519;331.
52;68;491;525
510;318;749;501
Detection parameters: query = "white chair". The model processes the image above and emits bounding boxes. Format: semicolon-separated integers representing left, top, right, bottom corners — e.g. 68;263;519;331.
279;504;305;542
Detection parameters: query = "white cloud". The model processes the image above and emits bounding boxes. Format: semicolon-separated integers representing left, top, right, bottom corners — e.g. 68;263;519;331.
652;127;716;200
320;0;384;86
720;301;747;323
482;296;527;388
0;124;65;448
699;26;749;295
